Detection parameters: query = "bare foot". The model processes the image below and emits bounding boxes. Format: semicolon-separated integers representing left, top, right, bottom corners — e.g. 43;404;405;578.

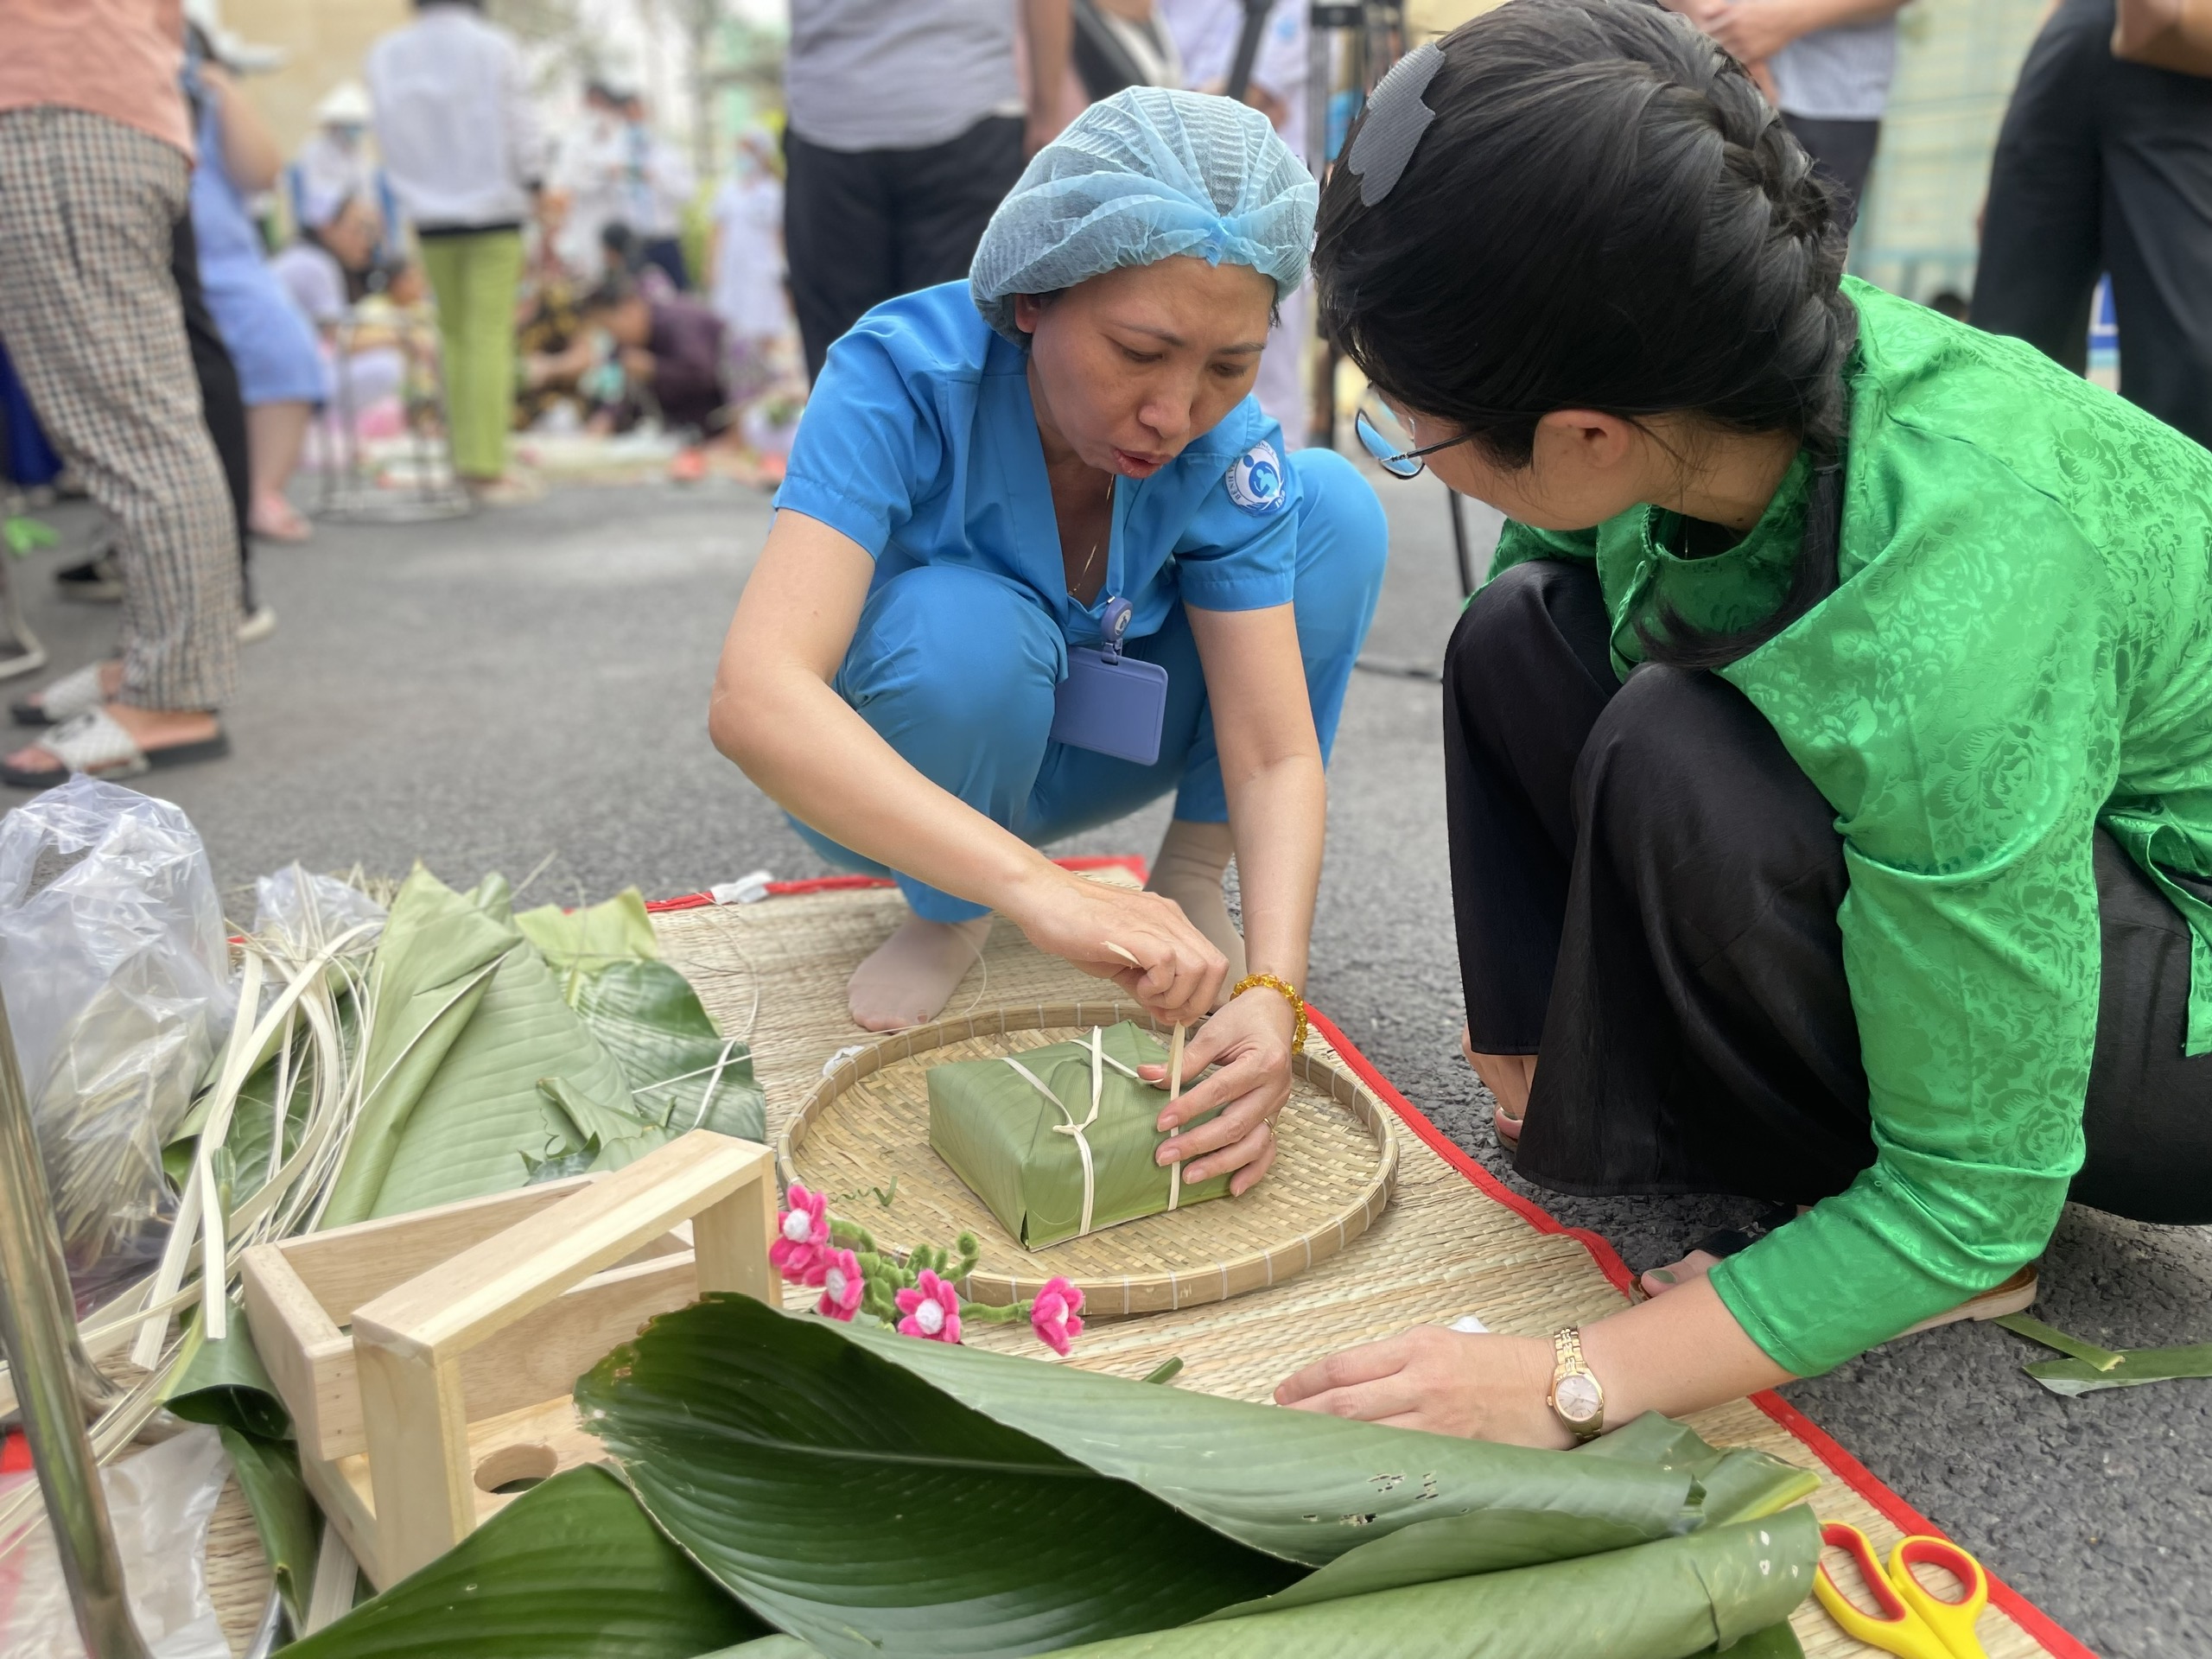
1640;1250;1726;1300
1145;819;1245;993
1460;1026;1533;1148
848;915;994;1031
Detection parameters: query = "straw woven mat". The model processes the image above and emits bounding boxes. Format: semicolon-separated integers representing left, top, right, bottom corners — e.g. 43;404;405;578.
194;874;2077;1657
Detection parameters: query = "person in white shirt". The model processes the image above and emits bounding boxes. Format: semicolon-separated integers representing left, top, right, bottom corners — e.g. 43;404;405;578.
1160;0;1313;442
270;195;409;423
551;83;627;280
707;127;791;407
365;0;547;497
617;90;696;289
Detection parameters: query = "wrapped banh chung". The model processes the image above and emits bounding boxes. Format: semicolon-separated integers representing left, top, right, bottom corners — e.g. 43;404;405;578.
927;1021;1231;1249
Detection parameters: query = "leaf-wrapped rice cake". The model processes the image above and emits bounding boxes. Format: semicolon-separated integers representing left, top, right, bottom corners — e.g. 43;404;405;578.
927;1021;1230;1249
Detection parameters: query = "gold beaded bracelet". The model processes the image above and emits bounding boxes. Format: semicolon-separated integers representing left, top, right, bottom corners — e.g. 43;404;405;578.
1230;972;1308;1053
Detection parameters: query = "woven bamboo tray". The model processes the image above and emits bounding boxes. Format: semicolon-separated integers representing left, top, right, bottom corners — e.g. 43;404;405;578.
778;998;1399;1316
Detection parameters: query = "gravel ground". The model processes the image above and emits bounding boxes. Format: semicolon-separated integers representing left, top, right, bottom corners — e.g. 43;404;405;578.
10;468;2208;1656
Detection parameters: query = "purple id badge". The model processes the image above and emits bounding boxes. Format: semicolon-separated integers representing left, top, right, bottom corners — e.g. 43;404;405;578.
1051;596;1170;766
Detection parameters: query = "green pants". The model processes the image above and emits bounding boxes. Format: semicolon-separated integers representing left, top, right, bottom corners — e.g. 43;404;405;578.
419;230;522;480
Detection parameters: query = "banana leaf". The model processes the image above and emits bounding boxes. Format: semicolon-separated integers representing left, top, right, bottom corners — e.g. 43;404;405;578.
521;888;765;1143
1996;1314;2212;1396
572;959;765;1143
517;888;663;973
322;866;516;1226
1042;1510;1820;1659
321;866;659;1221
577;1294;1301;1656
166;1317;318;1629
576;1296;1770;1659
1576;1414;1819;1529
815;1305;1700;1561
928;1023;1226;1249
281;1465;768;1659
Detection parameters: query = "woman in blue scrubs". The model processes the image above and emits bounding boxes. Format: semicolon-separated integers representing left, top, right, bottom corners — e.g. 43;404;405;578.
711;90;1386;1193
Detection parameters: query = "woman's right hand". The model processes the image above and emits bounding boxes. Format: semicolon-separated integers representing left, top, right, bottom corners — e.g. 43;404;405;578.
1006;870;1227;1027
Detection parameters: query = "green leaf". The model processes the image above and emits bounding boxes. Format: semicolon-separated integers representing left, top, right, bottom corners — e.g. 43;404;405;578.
343;869;647;1220
1042;1510;1821;1659
1708;1623;1805;1658
323;866;515;1227
516;887;662;972
577;1296;1303;1656
216;1425;320;1630
1993;1313;2212;1395
1577;1414;1819;1529
577;1298;1732;1658
571;958;766;1142
281;1465;766;1659
165;1318;318;1628
164;1313;291;1441
821;1307;1699;1565
2022;1341;2212;1395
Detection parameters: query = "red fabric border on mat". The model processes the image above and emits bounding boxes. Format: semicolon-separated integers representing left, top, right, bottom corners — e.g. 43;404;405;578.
672;874;2094;1659
1304;1006;1643;1303
642;855;1150;915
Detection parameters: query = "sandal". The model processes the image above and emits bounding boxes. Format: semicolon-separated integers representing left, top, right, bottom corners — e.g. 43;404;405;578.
11;663;106;728
1902;1263;2040;1336
0;708;230;788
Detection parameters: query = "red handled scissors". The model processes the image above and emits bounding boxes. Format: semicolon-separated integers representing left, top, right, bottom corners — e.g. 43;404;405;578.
1813;1522;1991;1659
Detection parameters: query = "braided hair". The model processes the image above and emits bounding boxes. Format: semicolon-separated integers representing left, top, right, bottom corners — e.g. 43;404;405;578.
1315;0;1859;667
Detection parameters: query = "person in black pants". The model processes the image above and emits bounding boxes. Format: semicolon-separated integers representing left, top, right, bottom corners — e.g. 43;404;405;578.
1973;0;2212;447
781;0;1072;381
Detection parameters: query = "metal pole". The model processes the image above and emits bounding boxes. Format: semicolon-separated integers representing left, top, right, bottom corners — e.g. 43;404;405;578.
0;987;150;1659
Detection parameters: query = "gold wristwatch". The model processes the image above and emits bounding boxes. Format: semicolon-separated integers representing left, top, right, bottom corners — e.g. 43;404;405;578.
1547;1326;1605;1441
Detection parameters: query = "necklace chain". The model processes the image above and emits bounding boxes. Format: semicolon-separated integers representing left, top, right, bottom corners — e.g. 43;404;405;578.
1066;472;1117;600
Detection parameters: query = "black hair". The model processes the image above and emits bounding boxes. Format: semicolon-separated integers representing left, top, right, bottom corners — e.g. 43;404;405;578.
1316;0;1859;668
581;275;641;314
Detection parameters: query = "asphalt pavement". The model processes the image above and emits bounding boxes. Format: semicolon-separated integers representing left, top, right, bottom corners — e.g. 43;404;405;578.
10;467;2207;1656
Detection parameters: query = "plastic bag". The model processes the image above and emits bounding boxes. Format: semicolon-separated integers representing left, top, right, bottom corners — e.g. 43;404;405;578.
0;778;232;1309
0;1423;235;1658
251;863;385;956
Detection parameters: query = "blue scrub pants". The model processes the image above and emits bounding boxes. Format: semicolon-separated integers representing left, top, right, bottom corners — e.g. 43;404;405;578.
791;448;1389;922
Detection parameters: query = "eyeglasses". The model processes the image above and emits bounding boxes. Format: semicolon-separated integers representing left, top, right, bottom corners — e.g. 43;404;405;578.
1354;388;1465;479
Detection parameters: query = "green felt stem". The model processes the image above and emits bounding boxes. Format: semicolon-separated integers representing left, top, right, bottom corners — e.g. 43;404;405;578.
961;1301;1028;1325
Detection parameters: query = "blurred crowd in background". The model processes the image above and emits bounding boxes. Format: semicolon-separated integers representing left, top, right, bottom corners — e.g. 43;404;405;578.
0;0;2206;786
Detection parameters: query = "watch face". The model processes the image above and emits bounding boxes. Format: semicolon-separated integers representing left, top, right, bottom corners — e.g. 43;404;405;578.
1554;1372;1603;1423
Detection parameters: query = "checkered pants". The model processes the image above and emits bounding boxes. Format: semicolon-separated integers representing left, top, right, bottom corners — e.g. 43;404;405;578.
0;108;238;710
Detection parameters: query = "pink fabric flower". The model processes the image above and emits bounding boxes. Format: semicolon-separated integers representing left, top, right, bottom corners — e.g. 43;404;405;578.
1029;1276;1085;1357
771;1184;830;1284
816;1248;865;1322
894;1269;963;1344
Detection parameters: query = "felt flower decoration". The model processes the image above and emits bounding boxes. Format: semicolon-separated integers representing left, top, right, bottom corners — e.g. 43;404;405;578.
772;1183;830;1284
1029;1275;1085;1357
895;1269;963;1344
816;1248;865;1322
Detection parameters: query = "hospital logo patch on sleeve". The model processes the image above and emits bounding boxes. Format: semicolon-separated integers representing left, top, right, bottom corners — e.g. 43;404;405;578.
1225;442;1287;515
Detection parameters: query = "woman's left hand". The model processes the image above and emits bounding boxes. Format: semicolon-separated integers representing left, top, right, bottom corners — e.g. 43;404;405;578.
1135;985;1295;1195
1274;1328;1576;1448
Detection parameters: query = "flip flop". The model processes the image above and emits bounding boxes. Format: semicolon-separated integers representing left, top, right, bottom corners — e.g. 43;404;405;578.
0;708;230;789
10;662;105;728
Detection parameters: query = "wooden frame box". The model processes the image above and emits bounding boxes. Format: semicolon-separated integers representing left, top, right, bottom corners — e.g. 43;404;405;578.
240;1130;776;1587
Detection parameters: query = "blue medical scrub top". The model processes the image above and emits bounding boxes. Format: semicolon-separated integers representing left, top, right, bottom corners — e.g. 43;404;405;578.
773;282;1300;654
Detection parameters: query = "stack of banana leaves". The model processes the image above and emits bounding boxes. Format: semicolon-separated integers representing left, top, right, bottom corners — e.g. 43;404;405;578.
267;1294;1827;1659
0;865;764;1626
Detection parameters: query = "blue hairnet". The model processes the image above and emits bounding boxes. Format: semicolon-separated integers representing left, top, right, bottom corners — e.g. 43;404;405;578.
970;87;1318;344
